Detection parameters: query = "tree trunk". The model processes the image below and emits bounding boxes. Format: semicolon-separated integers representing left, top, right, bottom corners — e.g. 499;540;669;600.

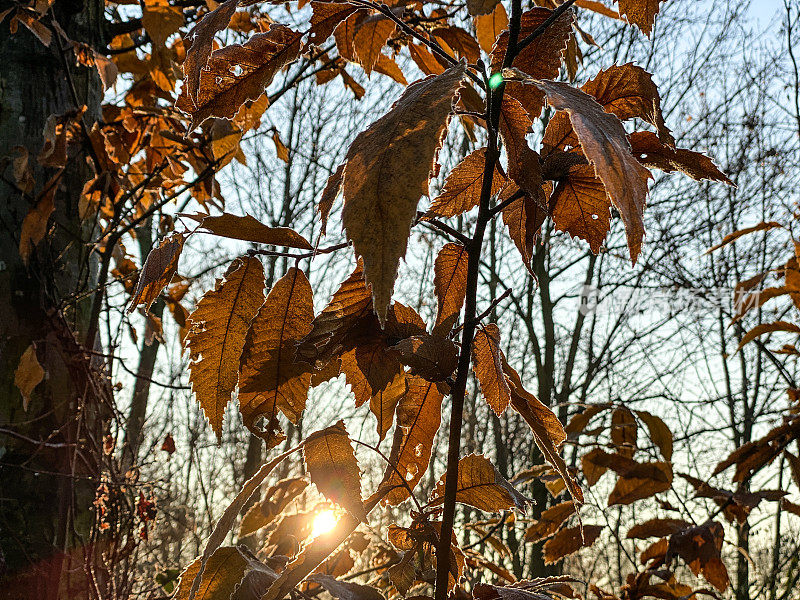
0;3;105;598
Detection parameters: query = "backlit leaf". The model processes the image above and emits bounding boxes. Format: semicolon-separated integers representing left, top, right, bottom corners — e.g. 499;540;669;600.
626;518;690;539
607;461;672;506
668;521;729;592
635;410;673;460
550;165;610;253
610;406;637;459
309;574;385;600
629;131;732;184
309;2;360;46
393;334;458;382
176;24;303;128
14;344;44;411
431;454;531;513
542;525;603;564
433;243;468;334
524;501;575;542
475;3;508;54
501;184;547;269
183;212;313;249
353;14;395;75
19;171;59;266
341;64;466;323
618;0;664;36
238;268;314;445
175;547;248;600
473;324;512;416
303;420;366;521
239;477;308;538
429;148;505;217
467;0;501;17
186;256;265;439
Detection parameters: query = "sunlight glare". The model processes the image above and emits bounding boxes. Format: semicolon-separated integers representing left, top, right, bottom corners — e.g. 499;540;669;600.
311;508;339;538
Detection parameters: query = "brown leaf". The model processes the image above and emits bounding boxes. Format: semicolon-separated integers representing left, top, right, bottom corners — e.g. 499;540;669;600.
635;410;673;460
475;2;508;54
183;212;313;249
372;52;407;86
524;501;575;542
433;243;468;334
608;461;672;506
176;24;303;128
617;0;663;36
542;525;603;564
142;0;184;48
353;14;395;75
319;163;345;236
501;184;547;269
668;521;729;592
186;256;265;439
129;233;186;313
503;360;583;503
382;376;445;505
611;406;637;458
393;334;458;382
239;477;309;538
309;574;385;600
532;79;651;262
786;451;800;489
19;171;59;266
14;344;44;411
431;454;531;513
175;547;248;600
309;2;360;46
432;27;480;64
629;131;733;185
182;0;240;106
491;7;573;119
238;268;314;445
429;148;505;217
467;0;501;17
551;165;610;253
303;420;366;521
473;324;512;415
626;518;690;539
565;403;609;435
497;95;540;196
341;64;465;323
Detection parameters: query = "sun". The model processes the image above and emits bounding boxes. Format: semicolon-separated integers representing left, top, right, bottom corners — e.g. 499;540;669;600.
311;508;339;538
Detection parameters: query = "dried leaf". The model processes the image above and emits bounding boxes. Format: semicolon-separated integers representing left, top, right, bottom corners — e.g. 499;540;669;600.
319;163;345;236
309;2;359;46
467;0;501;17
629;131;732;184
431;454;531;513
19;172;59;266
473;324;512;415
303;420;366;521
524;501;575;542
393;334;458;382
501;184;547;269
626;518;690;539
668;521;729;592
186;256;265;439
382;376;445;505
475;3;508;54
341;64;465;323
14;344;44;411
618;0;663;36
542;525;603;564
175;547;248;600
309;574;385;600
429;148;505;217
610;406;637;459
433;243;468;334
238;268;314;445
239;478;308;538
183;212;313;249
176;24;303;128
142;0;184;48
532;79;651;262
353;15;395;75
608;461;672;506
128;233;186;313
551;165;611;253
341;349;406;439
635;410;673;460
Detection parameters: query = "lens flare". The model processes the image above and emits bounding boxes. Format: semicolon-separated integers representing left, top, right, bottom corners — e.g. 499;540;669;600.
488;72;504;89
311;508;339;537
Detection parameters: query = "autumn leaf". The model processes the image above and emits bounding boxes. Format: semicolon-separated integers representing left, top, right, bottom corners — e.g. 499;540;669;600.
128;233;186;313
501;184;547;269
181;0;240;105
626;518;690;539
542;525;604;564
393;334;458;382
503;359;582;503
175;547;249;600
318;163;345;236
433;243;468;334
668;521;729;592
618;0;664;36
341;64;465;323
309;574;385;600
239;478;308;538
629;131;732;184
531;79;651;262
309;2;360;46
475;3;508;54
608;461;672;506
19;170;60;266
472;324;512;416
14;344;44;411
524;501;575;542
429;148;505;218
238;267;314;445
183;213;313;250
303;420;366;521
611;406;637;459
382;376;445;505
176;24;303;128
431;454;530;513
491;7;573;119
353;14;395;75
550;165;610;253
432;27;480;64
142;0;184;48
186;256;265;439
467;0;501;17
635;410;673;460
